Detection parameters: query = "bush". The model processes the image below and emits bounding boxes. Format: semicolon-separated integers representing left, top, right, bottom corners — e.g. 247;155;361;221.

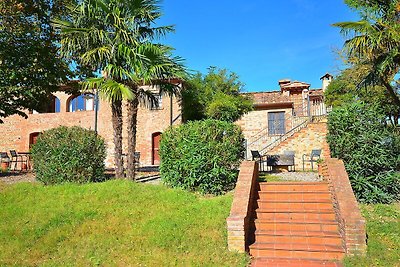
159;119;244;195
31;126;106;184
327;102;400;203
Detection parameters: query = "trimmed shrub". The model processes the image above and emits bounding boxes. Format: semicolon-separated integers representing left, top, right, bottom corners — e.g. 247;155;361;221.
31;126;106;184
327;102;400;203
159;119;244;195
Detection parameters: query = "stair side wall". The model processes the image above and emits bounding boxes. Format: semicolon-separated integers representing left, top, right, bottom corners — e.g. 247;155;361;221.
319;158;367;255
227;161;259;252
269;121;331;170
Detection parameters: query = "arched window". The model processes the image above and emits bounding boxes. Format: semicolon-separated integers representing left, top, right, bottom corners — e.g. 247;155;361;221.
67;93;96;112
32;94;60;114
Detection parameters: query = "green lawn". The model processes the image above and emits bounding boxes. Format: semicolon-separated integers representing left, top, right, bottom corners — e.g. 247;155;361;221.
0;180;249;267
344;203;400;267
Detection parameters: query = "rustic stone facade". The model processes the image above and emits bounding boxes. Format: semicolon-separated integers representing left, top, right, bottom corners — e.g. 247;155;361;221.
0;85;182;168
268;120;331;170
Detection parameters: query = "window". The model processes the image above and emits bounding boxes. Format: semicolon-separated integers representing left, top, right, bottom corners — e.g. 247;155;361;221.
68;94;96;112
32;95;60;114
150;94;162;110
268;112;285;135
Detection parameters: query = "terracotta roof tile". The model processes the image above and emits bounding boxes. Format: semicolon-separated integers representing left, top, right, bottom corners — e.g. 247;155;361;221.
280;81;311;90
246;91;291;104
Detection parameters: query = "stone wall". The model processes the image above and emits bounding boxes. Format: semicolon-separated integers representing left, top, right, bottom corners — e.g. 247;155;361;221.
268;120;331;170
319;158;367;255
0;87;181;168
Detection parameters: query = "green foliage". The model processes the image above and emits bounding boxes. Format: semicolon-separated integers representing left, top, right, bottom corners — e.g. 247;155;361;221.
334;0;400;107
55;0;187;179
0;0;72;122
182;67;253;122
344;203;400;266
325;64;400;124
327;102;400;203
159;119;244;195
31;126;106;184
0;181;249;266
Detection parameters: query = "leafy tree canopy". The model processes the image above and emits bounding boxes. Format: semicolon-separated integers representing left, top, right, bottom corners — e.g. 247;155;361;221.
325;63;400;124
0;0;72;122
182;67;253;122
333;0;400;107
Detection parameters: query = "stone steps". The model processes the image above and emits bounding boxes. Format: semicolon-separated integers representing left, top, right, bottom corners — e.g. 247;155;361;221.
250;181;345;266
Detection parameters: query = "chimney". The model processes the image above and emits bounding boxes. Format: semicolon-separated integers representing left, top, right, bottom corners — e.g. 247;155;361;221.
320;73;333;91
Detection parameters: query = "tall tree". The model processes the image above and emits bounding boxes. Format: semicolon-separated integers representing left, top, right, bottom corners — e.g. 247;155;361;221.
325;63;400;124
0;0;71;122
333;0;400;107
55;0;186;179
182;67;253;122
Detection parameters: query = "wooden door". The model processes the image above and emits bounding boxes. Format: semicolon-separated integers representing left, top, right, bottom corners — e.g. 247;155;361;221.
152;132;162;165
29;132;41;148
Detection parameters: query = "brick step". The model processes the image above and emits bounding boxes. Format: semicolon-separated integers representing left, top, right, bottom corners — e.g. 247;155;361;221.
249;243;345;260
258;199;332;203
259;182;329;192
251;258;343;267
256;201;334;211
255;211;336;221
259;191;332;201
255;230;341;238
254;233;343;246
255;221;339;232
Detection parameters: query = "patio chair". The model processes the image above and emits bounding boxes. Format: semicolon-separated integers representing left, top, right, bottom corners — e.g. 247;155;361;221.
251;150;268;172
9;150;28;171
134;152;140;168
302;149;321;171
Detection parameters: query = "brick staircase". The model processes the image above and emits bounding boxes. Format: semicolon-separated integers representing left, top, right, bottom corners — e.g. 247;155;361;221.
250;181;345;266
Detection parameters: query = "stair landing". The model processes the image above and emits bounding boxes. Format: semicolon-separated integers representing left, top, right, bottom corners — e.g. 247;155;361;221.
250;182;344;267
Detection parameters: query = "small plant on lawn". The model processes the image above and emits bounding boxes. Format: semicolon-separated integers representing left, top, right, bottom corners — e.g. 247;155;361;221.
160;119;244;195
327;102;400;203
31;126;106;184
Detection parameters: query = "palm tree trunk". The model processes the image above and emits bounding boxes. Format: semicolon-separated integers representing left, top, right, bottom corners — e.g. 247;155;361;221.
111;99;124;178
126;96;139;180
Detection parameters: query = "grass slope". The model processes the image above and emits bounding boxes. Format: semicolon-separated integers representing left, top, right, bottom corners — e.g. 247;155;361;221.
344;203;400;267
0;181;249;266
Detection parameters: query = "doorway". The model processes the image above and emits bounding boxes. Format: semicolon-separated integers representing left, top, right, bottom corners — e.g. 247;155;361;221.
29;132;41;148
152;132;162;165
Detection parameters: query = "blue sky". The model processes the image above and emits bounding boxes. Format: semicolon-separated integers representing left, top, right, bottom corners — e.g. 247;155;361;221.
158;0;358;92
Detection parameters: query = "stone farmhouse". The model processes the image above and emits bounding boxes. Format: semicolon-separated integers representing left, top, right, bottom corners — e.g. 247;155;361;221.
0;74;332;169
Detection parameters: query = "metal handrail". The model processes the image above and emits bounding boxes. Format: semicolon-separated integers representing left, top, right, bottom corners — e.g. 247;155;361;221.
247;112;297;147
259;118;310;154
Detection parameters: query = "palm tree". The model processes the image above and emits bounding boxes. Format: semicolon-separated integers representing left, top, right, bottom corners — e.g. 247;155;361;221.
333;0;400;107
54;0;186;179
125;45;186;180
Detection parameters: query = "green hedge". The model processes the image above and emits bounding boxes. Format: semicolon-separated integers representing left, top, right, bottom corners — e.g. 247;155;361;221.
159;119;244;195
31;126;106;184
327;102;400;203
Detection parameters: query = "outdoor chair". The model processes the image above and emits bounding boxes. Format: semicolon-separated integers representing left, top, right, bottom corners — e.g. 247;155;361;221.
251;150;268;172
9;150;28;171
302;149;321;171
134;152;141;168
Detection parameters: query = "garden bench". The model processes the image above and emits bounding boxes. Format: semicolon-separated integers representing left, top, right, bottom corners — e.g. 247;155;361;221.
267;151;295;172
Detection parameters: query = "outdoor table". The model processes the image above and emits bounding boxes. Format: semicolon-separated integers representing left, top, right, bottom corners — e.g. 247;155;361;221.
266;154;295;172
